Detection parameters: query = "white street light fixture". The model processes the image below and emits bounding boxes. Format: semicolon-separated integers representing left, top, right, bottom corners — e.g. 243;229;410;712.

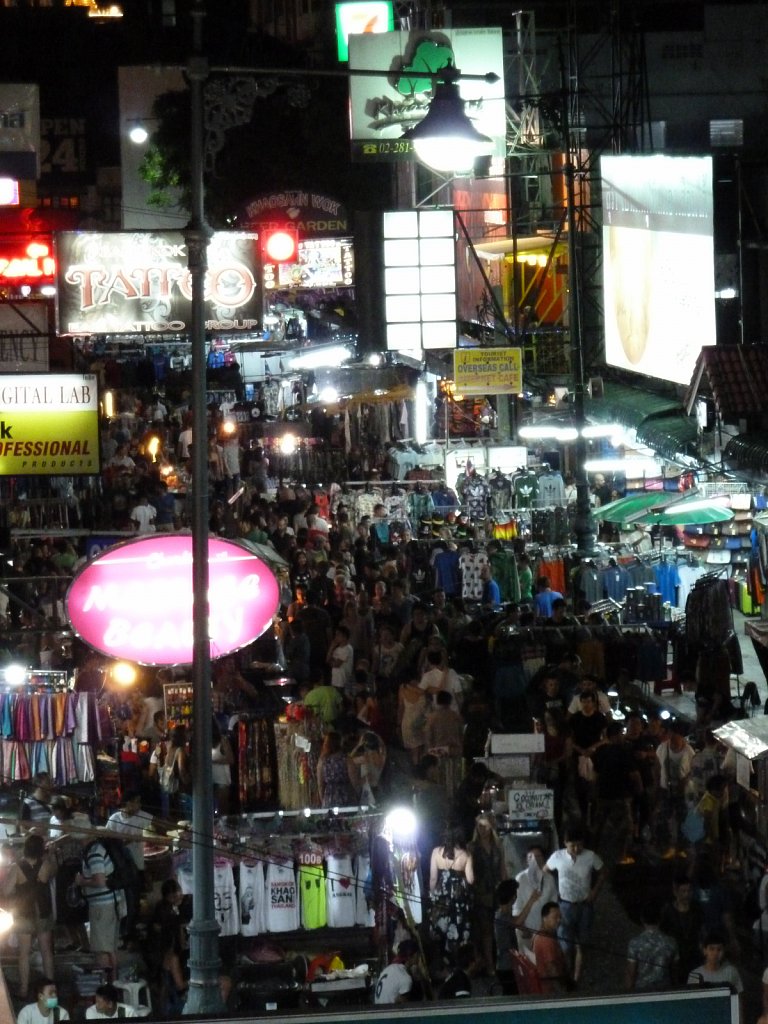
518;424;578;442
580;423;624;439
129;124;149;144
4;664;26;686
583;457;662;475
401;64;494;174
288;345;354;370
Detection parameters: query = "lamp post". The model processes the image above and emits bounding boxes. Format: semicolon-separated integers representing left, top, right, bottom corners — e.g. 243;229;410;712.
179;4;498;1012
562;98;597;558
183;1;220;1015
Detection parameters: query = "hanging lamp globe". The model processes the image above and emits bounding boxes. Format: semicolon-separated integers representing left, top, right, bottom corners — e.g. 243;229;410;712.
401;63;494;174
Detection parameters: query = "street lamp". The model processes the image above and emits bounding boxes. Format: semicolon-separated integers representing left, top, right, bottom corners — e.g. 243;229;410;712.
181;3;499;1013
401;63;494;174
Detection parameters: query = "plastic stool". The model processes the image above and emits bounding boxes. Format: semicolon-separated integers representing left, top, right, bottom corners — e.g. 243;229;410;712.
113;978;152;1011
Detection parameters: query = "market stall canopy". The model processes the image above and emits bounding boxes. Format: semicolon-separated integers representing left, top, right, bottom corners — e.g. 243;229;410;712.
632;495;735;526
593;492;684;523
713;717;768;761
584;380;681;431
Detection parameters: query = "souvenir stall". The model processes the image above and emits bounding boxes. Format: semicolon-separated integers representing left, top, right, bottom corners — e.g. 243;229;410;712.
0;670;112;819
712;717;768;912
161;804;425;1010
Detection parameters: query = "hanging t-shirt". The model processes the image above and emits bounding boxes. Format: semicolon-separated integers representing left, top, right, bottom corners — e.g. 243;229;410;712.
537;471;566;507
459;550;489;601
240;861;266;936
433;549;461;596
326;854;356;928
265;861;299;932
464;477;490;519
514;473;539;509
299;863;327;930
488;474;512;514
653;561;681;606
602;565;630;602
355;854;374;927
213;861;240;937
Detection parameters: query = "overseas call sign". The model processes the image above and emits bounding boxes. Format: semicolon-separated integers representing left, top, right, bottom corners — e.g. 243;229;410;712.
0;373;100;475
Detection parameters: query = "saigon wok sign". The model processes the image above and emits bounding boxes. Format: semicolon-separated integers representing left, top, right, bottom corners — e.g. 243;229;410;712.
55;230;262;336
66;535;280;666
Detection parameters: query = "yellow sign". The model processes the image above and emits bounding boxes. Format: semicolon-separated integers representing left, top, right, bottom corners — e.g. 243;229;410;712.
0;373;100;475
453;347;523;395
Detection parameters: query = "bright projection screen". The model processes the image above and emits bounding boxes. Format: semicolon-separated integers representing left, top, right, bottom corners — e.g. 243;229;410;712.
601;155;715;385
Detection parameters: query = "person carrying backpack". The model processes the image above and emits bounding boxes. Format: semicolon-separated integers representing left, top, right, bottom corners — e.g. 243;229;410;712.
75;829;130;980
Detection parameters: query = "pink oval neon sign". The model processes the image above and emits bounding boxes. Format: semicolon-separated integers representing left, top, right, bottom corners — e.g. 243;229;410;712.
66;535;280;666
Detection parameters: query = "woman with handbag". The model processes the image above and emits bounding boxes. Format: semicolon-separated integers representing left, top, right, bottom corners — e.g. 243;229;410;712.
2;834;56;1000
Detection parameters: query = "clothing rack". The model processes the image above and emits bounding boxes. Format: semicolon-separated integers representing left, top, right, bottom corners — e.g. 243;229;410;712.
341;479;444;487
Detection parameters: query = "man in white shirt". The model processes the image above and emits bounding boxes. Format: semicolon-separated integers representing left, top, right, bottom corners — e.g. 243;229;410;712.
374;939;419;1004
17;978;71;1024
85;983;139;1019
130;494;157;534
419;648;463;710
106;790;156;873
177;425;193;460
544;826;604;984
656;721;695;857
327;624;354;694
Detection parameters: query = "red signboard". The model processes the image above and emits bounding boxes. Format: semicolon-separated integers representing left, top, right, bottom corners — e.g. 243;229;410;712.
0;238;55;285
66;535;280;666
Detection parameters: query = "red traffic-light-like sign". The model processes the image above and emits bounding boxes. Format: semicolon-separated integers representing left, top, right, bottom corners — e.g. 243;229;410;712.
262;226;298;263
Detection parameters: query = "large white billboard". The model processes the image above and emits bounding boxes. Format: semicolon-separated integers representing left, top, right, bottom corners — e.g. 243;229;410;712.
348;28;506;163
601;154;715;386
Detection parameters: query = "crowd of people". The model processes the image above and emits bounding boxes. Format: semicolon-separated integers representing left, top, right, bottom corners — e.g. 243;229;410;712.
0;393;764;1021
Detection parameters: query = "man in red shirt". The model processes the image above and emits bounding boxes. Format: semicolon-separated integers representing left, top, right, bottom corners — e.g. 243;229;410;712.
532;901;571;995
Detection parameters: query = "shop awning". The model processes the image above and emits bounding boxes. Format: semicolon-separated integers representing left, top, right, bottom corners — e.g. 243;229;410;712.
585;381;681;430
713;718;768;761
722;432;768;473
685;345;768;421
635;415;699;461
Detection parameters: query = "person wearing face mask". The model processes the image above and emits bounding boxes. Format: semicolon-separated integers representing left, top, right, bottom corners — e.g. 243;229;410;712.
17;978;70;1024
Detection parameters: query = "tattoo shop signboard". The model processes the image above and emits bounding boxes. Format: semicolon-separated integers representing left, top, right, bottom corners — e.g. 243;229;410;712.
0;373;99;476
55;231;261;336
66;534;281;666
